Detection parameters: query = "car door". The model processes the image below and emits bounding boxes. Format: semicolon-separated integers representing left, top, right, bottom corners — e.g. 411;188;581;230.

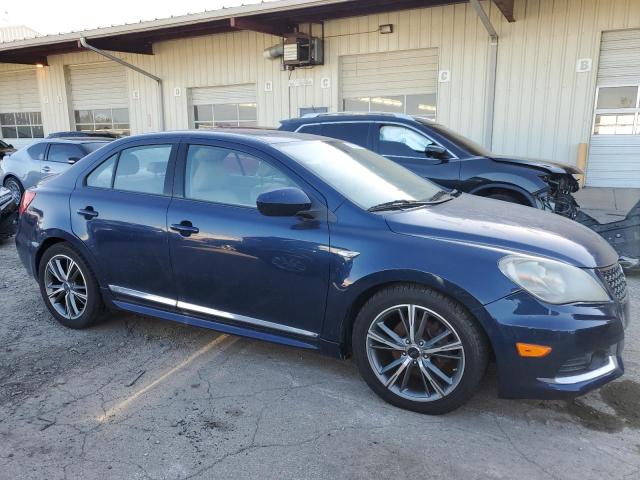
167;141;331;338
373;123;460;189
70;140;178;304
44;143;86;180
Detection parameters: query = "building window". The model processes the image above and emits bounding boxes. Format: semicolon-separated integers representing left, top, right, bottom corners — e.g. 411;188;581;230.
592;86;640;135
0;112;44;139
193;103;257;129
74;108;130;136
343;94;437;119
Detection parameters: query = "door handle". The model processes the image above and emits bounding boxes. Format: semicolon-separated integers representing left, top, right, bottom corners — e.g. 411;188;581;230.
77;206;99;219
170;221;199;237
42;166;51;173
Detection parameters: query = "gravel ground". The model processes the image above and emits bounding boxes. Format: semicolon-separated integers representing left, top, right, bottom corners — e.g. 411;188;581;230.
0;239;638;479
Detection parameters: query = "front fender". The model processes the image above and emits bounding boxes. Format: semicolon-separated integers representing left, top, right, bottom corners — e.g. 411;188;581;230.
460;158;550;197
330;268;501;343
468;182;538;206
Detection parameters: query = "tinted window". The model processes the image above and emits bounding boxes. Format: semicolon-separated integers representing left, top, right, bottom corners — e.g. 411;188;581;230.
321;123;370;147
27;142;47;160
113;145;172;195
379;125;433;157
297;124;323;135
48;144;84;163
81;142;109;154
185;145;296;207
86;154;117;188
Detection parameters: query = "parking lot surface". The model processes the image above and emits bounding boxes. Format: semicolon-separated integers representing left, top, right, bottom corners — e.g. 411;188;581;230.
0;239;638;479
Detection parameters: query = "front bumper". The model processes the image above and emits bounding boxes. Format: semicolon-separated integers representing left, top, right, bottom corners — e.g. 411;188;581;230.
482;291;628;399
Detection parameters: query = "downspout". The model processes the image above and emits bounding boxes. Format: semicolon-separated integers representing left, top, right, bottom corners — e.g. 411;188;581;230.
78;37;165;131
470;0;498;150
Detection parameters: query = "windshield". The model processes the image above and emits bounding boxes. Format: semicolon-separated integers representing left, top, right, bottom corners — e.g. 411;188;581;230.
415;119;490;157
82;142;109;154
276;140;445;210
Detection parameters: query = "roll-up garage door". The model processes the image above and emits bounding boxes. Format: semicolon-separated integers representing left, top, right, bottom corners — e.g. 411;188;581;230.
68;63;130;134
586;29;640;187
190;84;257;128
0;69;43;145
340;49;439;118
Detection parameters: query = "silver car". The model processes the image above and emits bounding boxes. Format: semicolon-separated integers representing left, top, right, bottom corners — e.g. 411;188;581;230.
0;137;110;203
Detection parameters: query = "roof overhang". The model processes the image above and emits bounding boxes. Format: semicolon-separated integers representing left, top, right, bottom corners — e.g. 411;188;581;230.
0;0;514;66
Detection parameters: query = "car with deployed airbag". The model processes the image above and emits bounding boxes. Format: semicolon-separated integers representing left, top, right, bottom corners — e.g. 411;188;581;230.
15;130;629;414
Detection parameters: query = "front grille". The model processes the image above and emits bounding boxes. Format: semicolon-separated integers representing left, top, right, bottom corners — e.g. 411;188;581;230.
599;263;628;302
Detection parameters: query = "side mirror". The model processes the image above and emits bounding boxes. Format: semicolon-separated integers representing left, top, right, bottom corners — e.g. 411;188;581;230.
425;144;448;160
8;144;13;148
257;187;312;217
67;156;81;164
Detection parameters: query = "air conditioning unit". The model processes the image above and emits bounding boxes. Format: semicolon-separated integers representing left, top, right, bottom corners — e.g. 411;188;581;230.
283;35;324;67
281;23;324;69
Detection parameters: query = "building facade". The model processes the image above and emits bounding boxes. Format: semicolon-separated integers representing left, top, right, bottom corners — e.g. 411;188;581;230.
0;0;639;187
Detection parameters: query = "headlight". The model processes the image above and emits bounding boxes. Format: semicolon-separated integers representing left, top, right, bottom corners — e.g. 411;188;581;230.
498;255;610;304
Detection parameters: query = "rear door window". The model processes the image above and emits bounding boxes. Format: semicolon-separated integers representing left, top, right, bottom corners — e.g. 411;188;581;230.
321;123;370;148
113;145;173;195
48;144;85;163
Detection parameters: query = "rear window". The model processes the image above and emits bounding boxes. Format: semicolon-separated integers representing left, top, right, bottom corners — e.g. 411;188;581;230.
27;142;47;160
82;142;109;154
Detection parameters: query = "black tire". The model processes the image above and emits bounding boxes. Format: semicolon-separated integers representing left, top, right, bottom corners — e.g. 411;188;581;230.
3;177;23;205
352;284;489;415
486;192;525;205
38;243;106;329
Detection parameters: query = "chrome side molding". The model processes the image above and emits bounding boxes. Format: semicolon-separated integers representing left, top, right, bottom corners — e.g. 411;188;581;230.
108;285;319;339
109;285;177;307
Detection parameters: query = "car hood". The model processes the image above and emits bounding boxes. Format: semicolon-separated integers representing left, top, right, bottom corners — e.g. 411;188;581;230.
489;155;582;174
384;194;617;268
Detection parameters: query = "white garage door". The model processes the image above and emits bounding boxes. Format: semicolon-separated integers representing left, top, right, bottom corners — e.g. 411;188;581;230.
0;69;43;147
340;49;439;119
68;63;130;135
586;29;640;187
190;84;257;128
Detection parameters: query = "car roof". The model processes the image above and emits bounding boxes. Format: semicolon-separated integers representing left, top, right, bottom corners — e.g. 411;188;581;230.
32;137;112;145
280;112;435;127
120;128;321;145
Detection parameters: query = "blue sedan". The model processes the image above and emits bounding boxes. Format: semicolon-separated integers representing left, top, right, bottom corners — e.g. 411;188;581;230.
15;130;629;414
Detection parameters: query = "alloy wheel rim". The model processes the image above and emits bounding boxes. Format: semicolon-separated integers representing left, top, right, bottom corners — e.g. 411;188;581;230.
6;182;21;205
366;304;465;402
44;254;88;320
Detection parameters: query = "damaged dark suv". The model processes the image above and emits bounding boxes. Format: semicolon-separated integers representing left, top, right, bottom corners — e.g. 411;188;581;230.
280;113;581;218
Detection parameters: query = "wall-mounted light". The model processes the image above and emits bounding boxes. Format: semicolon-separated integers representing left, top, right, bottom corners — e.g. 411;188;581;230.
35;63;45;68
379;24;393;34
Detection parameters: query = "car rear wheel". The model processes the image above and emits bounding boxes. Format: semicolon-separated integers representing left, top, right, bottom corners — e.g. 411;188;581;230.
38;243;105;329
352;284;489;414
3;177;23;205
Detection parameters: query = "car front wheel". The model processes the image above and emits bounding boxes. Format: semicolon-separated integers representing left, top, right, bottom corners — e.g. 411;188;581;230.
352;285;489;414
38;243;105;329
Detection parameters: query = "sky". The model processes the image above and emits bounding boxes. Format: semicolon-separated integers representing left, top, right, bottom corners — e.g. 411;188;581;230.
1;0;277;36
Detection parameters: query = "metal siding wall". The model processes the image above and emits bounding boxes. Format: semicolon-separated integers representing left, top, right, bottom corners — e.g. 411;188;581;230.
1;0;638;165
492;0;640;166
